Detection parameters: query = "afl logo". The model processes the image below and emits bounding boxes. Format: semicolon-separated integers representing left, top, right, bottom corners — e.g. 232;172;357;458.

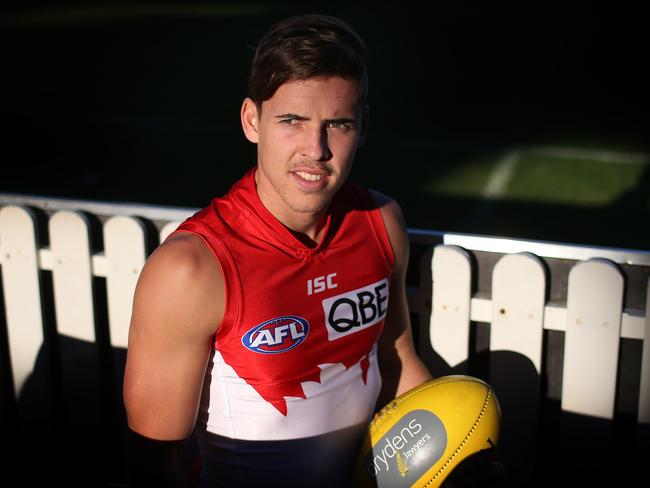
242;316;309;354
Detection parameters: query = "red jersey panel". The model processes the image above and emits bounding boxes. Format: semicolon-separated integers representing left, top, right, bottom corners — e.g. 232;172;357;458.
173;168;394;441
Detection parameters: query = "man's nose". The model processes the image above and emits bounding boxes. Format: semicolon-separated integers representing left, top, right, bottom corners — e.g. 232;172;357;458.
300;126;331;161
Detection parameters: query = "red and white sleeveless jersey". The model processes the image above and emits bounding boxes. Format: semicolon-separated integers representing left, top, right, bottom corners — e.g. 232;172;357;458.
173;168;394;441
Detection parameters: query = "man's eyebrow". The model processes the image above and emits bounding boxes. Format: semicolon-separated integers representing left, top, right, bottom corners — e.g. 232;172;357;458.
274;113;357;124
274;113;309;120
323;117;356;125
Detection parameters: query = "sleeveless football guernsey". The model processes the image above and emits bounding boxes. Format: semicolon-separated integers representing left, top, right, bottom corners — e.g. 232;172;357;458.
173;168;395;487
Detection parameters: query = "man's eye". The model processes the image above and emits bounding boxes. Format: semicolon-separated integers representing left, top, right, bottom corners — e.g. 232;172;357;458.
327;121;352;130
279;118;299;125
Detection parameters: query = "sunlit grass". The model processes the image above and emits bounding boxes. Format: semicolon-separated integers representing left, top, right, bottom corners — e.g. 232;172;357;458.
420;155;503;196
507;155;646;206
420;146;648;208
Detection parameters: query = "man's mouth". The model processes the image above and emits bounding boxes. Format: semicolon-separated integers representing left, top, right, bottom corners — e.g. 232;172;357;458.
295;171;324;182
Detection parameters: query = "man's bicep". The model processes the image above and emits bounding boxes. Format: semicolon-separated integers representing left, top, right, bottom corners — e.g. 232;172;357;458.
123;236;223;440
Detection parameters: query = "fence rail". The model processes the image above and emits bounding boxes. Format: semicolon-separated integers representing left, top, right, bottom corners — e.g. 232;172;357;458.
1;192;648;486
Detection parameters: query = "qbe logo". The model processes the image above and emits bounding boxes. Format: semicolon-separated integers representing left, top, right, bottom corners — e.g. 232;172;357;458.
322;279;389;340
241;316;309;354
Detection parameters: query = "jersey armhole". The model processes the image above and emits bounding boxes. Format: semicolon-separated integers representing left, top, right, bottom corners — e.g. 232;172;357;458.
364;192;396;273
170;224;242;345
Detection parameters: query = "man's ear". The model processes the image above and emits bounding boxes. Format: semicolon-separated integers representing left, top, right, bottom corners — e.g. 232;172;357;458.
359;104;369;147
241;97;259;143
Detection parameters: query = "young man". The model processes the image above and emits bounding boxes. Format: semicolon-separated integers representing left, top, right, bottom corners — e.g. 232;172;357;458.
123;14;432;487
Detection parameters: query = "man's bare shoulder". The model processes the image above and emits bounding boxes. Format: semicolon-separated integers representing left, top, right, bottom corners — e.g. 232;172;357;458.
146;232;220;278
368;189;409;267
132;231;225;337
368;189;405;225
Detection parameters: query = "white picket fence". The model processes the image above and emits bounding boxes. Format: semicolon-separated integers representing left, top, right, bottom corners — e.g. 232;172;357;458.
0;193;648;427
423;235;650;422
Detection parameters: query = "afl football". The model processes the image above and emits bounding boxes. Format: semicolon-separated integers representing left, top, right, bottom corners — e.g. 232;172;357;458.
353;375;501;487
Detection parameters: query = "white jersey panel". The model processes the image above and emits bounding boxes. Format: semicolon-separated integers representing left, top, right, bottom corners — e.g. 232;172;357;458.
204;345;381;441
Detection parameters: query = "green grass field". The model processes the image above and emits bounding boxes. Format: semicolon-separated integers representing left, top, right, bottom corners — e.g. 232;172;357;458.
421;146;649;209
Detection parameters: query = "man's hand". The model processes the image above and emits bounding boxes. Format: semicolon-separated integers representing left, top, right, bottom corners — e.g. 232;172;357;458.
442;450;508;488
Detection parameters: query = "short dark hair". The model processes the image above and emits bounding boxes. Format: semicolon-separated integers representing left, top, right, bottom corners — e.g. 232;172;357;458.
249;14;368;109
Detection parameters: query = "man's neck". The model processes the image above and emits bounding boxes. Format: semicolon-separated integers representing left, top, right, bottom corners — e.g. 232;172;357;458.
287;214;329;246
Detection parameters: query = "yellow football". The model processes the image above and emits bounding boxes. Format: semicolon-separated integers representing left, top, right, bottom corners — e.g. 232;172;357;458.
353;375;501;487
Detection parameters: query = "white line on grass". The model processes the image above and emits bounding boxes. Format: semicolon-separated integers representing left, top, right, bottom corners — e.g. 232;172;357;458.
482;150;520;198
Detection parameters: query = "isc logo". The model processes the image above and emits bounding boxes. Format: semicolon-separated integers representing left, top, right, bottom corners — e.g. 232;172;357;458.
241;316;309;354
321;279;389;340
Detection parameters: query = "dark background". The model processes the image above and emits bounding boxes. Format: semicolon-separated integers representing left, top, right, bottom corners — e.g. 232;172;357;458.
2;1;649;249
1;3;649;486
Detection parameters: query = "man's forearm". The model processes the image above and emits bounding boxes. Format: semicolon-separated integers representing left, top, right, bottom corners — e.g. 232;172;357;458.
395;355;433;397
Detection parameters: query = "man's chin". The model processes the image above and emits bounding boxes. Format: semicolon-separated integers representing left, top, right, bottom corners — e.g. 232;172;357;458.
288;197;332;216
290;204;329;216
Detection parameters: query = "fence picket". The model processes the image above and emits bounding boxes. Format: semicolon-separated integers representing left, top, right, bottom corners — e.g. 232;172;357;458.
489;253;546;484
0;206;45;396
104;216;147;349
49;210;107;475
49;210;95;342
490;253;546;372
562;259;623;418
430;245;472;368
639;277;650;423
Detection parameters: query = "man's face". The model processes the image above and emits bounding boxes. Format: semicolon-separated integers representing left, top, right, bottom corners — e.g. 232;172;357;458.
242;76;367;228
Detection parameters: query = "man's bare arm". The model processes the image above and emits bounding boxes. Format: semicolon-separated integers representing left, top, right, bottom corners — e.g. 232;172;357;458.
124;232;224;438
372;191;433;408
123;232;224;485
